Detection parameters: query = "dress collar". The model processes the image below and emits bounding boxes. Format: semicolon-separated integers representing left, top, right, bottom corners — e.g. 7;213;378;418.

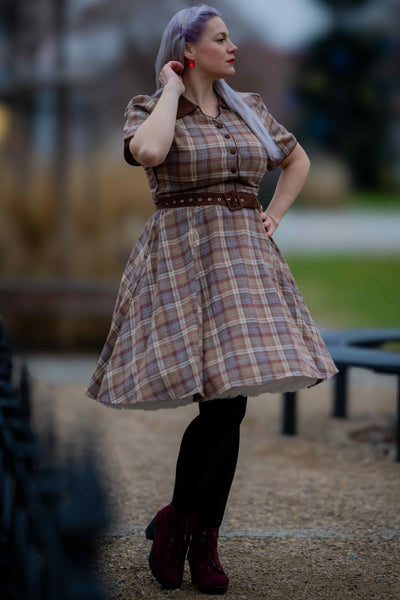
176;93;229;119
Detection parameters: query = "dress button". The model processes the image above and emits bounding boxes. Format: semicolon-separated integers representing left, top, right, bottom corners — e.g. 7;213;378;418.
216;123;224;129
230;148;236;154
224;133;231;139
231;167;237;173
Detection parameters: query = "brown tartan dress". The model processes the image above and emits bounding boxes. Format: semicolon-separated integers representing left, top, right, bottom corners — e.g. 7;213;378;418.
85;89;338;410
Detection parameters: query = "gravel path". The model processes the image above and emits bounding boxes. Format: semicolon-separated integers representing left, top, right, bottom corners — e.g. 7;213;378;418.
28;369;400;599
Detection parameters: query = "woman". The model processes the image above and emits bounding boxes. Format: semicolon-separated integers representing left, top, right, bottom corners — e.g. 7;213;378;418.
85;4;338;595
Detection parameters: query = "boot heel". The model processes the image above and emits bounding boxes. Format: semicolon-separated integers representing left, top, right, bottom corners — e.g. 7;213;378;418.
145;517;156;540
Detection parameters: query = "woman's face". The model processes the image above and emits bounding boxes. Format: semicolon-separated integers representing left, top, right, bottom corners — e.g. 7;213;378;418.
186;16;238;78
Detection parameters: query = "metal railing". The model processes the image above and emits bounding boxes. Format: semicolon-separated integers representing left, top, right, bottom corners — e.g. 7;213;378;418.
0;316;110;599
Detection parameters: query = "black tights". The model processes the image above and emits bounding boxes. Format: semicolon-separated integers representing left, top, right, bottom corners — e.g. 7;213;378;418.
171;395;247;528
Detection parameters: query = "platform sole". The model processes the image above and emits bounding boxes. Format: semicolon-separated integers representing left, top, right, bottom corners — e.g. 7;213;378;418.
189;563;228;594
196;584;228;595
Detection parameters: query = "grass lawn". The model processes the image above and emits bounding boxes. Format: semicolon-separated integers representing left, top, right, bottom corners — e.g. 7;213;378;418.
284;252;400;330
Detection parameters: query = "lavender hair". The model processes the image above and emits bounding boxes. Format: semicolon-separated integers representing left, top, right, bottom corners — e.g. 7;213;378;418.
153;4;283;162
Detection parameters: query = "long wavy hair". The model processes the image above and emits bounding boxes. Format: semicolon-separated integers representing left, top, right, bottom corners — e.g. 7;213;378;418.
153;4;282;162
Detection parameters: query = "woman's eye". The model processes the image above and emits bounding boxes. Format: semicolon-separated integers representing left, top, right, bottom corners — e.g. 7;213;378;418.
217;39;224;43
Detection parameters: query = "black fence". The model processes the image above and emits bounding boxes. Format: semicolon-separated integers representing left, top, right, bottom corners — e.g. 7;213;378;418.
0;316;110;599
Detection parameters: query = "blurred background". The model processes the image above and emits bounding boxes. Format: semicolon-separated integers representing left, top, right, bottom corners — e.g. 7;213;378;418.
0;0;399;355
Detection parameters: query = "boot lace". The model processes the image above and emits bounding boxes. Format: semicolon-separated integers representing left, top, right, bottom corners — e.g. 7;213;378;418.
195;528;224;573
165;519;190;564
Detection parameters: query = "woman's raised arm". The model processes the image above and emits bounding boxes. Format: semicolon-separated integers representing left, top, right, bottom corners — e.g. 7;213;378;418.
129;62;185;167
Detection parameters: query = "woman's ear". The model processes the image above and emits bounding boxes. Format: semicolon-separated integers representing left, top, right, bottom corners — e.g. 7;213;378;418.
184;42;195;62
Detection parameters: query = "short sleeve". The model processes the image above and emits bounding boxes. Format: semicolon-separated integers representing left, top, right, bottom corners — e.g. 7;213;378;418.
123;95;152;166
245;93;297;171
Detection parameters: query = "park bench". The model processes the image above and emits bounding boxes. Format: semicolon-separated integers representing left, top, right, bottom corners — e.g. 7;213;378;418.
282;328;400;462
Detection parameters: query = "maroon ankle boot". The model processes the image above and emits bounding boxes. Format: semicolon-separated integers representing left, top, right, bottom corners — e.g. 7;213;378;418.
187;522;229;594
145;503;192;589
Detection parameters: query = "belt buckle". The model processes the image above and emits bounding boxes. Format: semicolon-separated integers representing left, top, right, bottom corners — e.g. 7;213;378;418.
225;195;242;211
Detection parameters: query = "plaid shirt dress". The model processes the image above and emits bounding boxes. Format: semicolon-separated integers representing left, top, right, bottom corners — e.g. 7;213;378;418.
85;90;338;410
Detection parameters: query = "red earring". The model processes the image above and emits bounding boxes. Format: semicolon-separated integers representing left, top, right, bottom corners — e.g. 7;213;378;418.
188;59;195;67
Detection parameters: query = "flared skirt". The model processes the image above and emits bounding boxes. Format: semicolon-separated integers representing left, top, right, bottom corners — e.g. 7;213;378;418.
85;205;338;409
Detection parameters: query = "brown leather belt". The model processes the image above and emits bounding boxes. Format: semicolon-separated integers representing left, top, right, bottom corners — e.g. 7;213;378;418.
155;190;262;212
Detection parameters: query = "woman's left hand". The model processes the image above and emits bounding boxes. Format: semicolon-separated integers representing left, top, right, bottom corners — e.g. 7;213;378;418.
260;211;279;237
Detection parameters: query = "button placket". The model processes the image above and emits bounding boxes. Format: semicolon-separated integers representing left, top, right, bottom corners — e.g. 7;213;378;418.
215;120;239;175
230;142;238;173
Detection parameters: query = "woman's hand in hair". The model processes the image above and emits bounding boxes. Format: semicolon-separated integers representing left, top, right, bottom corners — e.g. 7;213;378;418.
159;61;185;95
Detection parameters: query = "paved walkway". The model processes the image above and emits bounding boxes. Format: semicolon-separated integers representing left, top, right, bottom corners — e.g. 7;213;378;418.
22;355;400;600
273;209;400;253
